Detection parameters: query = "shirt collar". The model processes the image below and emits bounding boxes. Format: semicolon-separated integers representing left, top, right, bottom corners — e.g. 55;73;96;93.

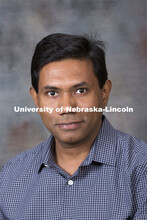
78;116;117;168
38;116;117;173
91;116;117;166
38;136;55;173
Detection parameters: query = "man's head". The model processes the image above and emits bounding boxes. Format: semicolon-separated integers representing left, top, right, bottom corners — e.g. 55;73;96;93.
30;33;111;147
31;33;108;93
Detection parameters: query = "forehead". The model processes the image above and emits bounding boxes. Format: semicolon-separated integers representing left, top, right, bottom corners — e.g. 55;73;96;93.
39;59;98;87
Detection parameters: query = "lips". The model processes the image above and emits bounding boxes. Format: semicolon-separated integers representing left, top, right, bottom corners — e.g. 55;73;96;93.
57;121;83;130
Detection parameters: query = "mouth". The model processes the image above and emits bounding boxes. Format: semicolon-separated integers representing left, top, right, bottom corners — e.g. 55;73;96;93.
57;121;83;130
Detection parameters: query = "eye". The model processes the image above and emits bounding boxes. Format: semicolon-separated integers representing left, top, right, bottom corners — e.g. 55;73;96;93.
47;91;59;97
76;88;87;94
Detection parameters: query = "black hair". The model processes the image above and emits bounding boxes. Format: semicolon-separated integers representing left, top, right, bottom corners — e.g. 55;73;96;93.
31;33;108;93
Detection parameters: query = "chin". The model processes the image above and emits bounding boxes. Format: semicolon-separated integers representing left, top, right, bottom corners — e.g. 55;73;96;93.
56;135;84;146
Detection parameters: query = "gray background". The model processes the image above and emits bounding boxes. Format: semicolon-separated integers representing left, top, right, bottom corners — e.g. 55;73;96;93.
0;0;147;169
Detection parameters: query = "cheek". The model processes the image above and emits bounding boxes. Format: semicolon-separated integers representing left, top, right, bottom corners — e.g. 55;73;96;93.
40;112;55;126
82;112;102;124
38;97;50;107
88;91;103;106
77;97;101;109
38;95;57;107
93;96;103;108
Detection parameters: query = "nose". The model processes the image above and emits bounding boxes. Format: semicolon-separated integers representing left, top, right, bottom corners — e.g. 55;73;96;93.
58;93;76;114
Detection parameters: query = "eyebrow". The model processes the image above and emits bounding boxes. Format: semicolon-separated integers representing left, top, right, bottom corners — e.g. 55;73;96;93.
41;81;88;92
72;81;88;88
41;86;59;92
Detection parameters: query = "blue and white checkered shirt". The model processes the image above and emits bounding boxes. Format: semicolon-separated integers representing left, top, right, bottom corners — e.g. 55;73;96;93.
0;117;147;220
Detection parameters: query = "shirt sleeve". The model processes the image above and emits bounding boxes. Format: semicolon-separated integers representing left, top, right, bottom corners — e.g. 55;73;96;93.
132;168;147;219
0;166;6;220
0;210;5;220
0;191;5;219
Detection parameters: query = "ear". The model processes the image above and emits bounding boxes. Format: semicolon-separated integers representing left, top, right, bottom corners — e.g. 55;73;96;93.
101;80;112;108
30;87;39;108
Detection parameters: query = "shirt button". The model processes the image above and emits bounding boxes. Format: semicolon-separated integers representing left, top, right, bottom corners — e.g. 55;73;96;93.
68;180;73;185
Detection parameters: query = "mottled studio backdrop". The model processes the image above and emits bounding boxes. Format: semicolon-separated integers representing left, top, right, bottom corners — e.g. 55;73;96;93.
0;0;147;169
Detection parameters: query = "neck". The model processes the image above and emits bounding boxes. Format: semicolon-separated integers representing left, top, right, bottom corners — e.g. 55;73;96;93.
54;119;102;175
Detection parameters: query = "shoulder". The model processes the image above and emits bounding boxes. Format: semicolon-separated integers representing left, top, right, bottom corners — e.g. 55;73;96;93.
115;129;147;176
0;138;50;188
2;138;49;168
103;117;147;160
116;129;147;154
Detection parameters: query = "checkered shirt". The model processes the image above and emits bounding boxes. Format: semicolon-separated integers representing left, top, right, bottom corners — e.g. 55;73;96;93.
0;117;147;220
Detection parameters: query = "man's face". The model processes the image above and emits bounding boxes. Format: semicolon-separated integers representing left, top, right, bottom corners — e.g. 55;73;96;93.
30;59;111;146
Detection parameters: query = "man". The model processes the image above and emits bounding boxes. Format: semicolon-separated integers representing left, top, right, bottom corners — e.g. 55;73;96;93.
0;33;147;220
